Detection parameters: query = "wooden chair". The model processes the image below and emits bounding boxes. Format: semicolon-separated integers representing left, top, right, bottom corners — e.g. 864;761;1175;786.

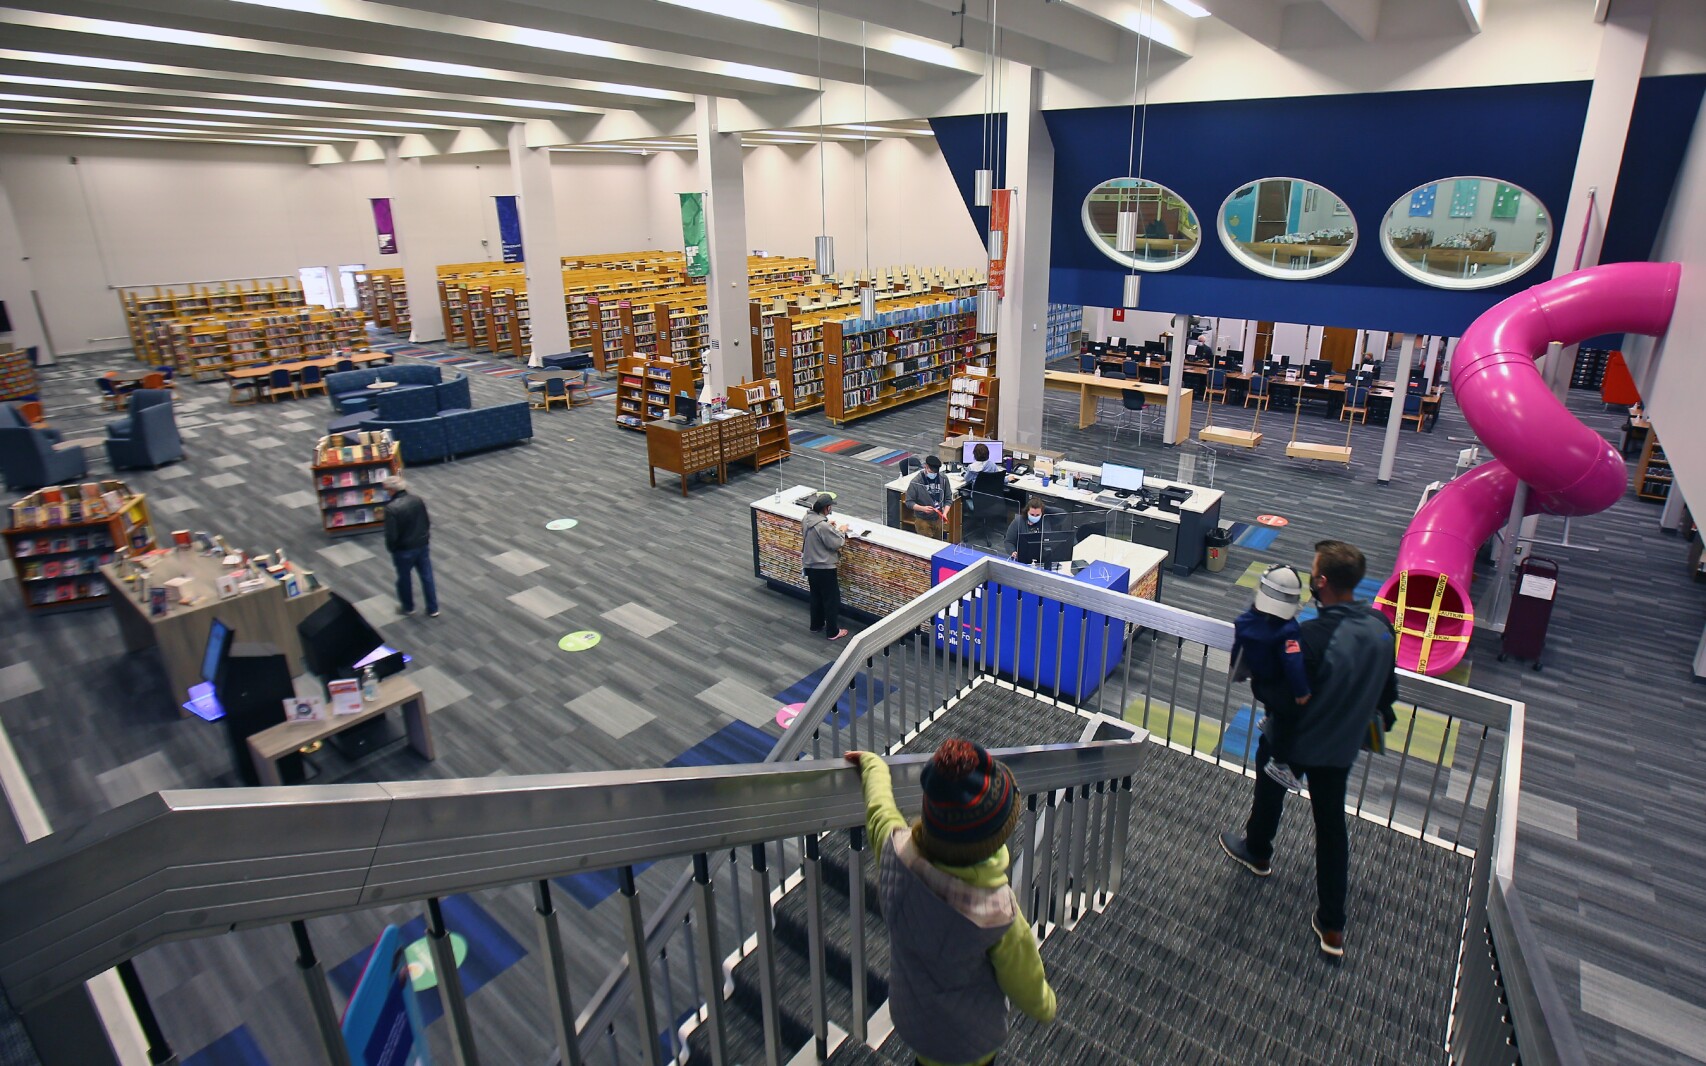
299;363;328;398
97;375;126;411
1341;385;1370;424
19;401;46;428
1244;374;1270;411
563;371;593;407
141;372;167;391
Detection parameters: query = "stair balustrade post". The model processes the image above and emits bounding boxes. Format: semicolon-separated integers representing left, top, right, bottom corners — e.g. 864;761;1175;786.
847;827;869;1047
1035;791;1058;936
1108;776;1134;897
804;834;829;1062
690;853;730;1066
617;867;663;1066
290;920;353;1066
533;882;586;1066
1069;783;1093;923
426;897;482;1066
749;842;784;1066
115;959;176;1066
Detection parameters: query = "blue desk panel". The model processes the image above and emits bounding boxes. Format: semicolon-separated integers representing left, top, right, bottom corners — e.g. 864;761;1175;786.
931;546;1128;701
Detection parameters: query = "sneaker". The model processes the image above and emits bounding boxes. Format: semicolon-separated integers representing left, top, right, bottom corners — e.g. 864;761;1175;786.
428;610;441;618
1312;913;1345;958
1217;832;1272;877
400;606;415;616
1264;761;1306;793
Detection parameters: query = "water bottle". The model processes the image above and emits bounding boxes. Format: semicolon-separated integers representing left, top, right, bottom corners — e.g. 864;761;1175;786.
360;665;379;702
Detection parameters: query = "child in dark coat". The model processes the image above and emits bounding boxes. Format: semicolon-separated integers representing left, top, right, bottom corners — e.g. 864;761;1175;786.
1233;565;1312;792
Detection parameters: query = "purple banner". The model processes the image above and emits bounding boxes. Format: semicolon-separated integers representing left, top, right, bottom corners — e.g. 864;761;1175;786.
370;198;398;255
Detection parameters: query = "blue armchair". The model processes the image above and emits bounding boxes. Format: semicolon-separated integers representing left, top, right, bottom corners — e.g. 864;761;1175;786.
0;426;88;491
105;389;184;470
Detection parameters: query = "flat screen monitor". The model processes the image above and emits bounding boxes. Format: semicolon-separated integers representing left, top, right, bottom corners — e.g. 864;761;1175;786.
1144;340;1165;356
1099;462;1146;493
1016;527;1077;567
201;618;234;685
963;439;1004;465
1089;342;1107;355
298;593;385;685
675;391;696;421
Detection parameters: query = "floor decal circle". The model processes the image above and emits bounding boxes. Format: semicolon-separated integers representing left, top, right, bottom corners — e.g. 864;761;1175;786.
776;702;806;728
1255;514;1290;527
558;631;601;652
402;932;468;991
546;518;579;530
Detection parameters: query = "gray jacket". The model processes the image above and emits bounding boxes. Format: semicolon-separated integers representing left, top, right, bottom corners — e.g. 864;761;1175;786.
801;510;845;570
878;831;1016;1064
903;472;951;516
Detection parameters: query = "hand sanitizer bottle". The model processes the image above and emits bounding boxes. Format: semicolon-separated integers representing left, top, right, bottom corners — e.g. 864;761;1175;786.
361;665;379;702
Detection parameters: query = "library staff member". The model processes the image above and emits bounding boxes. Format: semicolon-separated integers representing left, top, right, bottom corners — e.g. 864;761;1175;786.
802;493;849;642
904;455;952;540
964;441;1002;475
1005;497;1061;560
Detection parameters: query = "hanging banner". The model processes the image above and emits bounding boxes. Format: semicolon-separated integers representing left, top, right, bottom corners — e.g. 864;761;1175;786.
494;195;524;262
679;192;709;278
370;198;398;256
988;189;1012;297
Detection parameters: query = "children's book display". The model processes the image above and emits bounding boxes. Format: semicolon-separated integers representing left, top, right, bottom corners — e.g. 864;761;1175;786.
312;430;403;536
3;481;155;611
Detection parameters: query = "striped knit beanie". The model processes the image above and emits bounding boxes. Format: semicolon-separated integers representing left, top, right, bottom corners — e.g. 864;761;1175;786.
915;738;1020;866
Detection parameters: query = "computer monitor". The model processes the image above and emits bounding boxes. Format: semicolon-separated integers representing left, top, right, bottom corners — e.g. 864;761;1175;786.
1225;348;1244;364
201;617;234;685
1305;359;1331;383
674;391;696;423
1145;340;1166;356
1099;462;1146;493
298;592;386;688
1016;526;1078;567
1089;342;1107;356
963;439;1004;465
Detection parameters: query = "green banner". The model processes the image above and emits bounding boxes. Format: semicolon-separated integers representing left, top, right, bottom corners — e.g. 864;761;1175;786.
679;192;709;278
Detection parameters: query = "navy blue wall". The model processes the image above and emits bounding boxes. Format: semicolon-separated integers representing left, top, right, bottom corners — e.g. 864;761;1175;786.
932;77;1699;337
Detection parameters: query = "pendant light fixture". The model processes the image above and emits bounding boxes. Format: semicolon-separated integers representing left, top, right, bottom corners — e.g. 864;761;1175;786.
860;18;876;323
1120;0;1157;304
973;0;995;206
812;0;834;276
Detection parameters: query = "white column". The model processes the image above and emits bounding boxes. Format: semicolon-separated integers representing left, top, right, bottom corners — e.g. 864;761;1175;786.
0;178;48;361
1423;335;1443;384
382;141;444;343
1544;0;1653;398
1164;315;1188;445
1440;336;1459;384
694;95;750;397
995;63;1054;450
1376;332;1419;483
507;124;569;368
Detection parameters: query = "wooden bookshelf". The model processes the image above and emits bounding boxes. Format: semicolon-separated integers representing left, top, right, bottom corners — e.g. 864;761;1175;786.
615;356;695;430
946;367;999;440
729;378;791;468
824;295;983;426
161;308;369;380
4;480;155;612
122;280;306;364
1636;433;1671;502
466;285;495;352
778;315;827;414
357;268;409;333
0;348;37;401
312;432;403;536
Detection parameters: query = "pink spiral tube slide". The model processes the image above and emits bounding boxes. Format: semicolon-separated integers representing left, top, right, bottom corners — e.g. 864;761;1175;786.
1376;260;1681;674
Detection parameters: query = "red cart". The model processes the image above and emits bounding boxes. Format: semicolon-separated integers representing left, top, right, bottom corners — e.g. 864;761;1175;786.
1499;556;1559;670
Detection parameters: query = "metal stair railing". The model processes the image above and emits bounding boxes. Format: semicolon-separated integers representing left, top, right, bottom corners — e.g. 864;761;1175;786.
0;739;1143;1066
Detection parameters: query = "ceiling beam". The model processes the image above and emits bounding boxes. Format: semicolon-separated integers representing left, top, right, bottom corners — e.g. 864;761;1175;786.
1190;0;1282;48
821;0;1122;66
1054;0;1198;58
1317;0;1381;42
1454;0;1485;33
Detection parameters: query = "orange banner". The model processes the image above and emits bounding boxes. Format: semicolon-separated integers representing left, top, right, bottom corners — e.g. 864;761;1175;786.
989;188;1012;297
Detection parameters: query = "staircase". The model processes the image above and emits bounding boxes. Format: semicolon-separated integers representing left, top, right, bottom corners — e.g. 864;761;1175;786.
691;684;1468;1066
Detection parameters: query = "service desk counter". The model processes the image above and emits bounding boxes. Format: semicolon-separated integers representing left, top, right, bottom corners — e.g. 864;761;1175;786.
1009;463;1222;577
931;545;1130;700
753;486;949;620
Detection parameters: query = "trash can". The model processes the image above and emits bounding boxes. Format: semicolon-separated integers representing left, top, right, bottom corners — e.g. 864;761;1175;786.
1205;527;1233;573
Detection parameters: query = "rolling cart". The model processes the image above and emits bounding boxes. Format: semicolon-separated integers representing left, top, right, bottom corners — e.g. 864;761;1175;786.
1499;556;1558;670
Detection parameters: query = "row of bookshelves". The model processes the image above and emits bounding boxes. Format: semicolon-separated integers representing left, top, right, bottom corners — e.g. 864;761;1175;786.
158;308;369;379
121;280;308;364
1046;303;1081;365
945;366;999;440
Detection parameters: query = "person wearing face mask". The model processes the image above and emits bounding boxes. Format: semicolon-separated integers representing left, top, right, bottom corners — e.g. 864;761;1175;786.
1003;497;1059;562
904;455;953;540
964;441;1001;475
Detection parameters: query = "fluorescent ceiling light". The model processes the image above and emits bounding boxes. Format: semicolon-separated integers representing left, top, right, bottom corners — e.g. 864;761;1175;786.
0;107;388;136
0;51;610;115
0;116;358;140
829;124;932;136
0;76;539;122
0;128;317;147
1159;0;1211;17
0;95;457;129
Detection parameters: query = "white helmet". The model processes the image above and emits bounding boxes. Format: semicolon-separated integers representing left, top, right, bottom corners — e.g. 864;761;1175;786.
1254;565;1304;620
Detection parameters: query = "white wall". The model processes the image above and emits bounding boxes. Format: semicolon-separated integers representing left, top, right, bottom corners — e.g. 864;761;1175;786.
1627;95;1706;515
0;133;985;357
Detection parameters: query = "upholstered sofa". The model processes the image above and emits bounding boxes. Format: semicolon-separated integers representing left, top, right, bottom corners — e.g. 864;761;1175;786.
326;364;446;414
327;371;470;433
105;389;184;470
358;401;532;464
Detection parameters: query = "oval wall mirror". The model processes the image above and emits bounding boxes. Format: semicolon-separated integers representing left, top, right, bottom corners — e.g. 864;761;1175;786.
1218;178;1356;280
1381;177;1551;289
1082;178;1200;271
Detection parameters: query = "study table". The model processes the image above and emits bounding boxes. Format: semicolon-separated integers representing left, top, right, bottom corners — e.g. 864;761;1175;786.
1041;370;1193;439
1083;356;1444;427
101;549;330;706
225;350;393;403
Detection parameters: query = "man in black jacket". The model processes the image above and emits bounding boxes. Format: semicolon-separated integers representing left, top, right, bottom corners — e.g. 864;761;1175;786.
1219;540;1398;959
383;475;438;618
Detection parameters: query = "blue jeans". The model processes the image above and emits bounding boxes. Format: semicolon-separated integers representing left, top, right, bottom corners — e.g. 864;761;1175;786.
392;547;438;614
